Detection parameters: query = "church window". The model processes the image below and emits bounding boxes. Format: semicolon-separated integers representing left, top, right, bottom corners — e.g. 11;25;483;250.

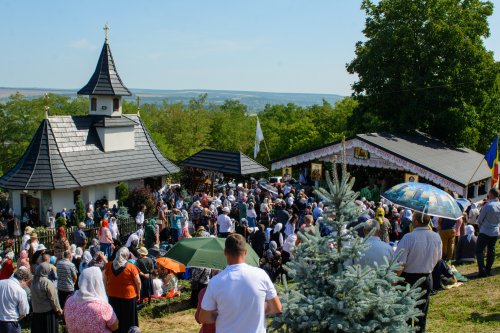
113;98;119;111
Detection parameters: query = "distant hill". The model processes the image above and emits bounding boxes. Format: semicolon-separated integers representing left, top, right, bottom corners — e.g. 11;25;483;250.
0;87;344;113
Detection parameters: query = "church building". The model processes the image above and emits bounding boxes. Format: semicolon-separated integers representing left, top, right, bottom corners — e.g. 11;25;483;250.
0;27;179;222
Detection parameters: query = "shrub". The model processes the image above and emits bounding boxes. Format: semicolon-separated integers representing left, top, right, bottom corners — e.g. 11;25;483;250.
75;196;85;223
124;188;156;218
56;216;66;228
116;182;129;206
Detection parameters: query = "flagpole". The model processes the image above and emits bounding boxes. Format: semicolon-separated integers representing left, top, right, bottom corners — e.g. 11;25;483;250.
255;115;271;161
468;134;499;189
465;133;498;197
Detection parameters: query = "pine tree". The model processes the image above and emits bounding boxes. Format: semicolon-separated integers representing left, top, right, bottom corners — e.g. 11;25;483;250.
270;143;425;333
75;196;85;223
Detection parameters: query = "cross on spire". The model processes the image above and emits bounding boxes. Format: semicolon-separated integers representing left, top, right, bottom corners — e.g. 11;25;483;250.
104;23;110;43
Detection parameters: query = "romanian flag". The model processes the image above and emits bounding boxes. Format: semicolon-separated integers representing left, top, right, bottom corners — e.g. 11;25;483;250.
484;135;499;186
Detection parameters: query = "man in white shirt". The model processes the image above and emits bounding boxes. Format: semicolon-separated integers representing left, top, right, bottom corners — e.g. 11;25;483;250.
357;219;394;268
396;212;442;333
217;207;233;238
0;269;31;333
135;205;145;229
200;234;282;333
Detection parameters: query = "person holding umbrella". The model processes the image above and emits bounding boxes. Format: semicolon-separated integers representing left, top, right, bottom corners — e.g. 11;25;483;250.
396;212;442;333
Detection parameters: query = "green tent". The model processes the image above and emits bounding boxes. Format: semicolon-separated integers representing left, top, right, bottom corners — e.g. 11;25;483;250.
165;237;260;270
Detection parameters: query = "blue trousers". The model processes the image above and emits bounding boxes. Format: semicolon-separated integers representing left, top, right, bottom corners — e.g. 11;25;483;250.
476;233;498;276
0;321;21;333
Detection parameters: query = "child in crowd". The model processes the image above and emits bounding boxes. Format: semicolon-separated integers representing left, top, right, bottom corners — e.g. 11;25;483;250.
152;269;163;297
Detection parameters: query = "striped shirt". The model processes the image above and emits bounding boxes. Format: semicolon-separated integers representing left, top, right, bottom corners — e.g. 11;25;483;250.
56;259;77;292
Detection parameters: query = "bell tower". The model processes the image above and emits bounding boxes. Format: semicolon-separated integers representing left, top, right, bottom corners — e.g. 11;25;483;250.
77;24;131;117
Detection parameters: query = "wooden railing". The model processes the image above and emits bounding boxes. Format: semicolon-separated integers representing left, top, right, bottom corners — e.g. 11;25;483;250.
12;217;137;255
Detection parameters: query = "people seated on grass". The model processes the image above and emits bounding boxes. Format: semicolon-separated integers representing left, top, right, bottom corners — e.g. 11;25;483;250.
455;224;477;264
162;269;181;298
152;269;163;297
431;259;458;293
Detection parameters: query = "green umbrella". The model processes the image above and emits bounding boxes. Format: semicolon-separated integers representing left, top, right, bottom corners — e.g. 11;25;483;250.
165;237;260;270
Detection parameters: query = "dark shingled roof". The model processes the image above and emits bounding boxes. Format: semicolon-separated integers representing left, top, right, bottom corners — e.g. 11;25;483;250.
356;132;491;186
77;41;131;96
181;149;268;175
271;132;491;187
93;116;138;128
0;115;179;190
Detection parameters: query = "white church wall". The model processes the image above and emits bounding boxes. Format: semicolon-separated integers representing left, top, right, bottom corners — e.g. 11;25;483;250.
11;190;22;217
51;189;75;214
96;126;135;152
90;96;121;116
105;127;135;151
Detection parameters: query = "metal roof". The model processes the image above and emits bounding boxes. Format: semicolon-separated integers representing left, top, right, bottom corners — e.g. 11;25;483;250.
356;132;491;186
271;132;491;187
181;149;268;175
0;115;179;190
93;116;138;128
77;41;131;96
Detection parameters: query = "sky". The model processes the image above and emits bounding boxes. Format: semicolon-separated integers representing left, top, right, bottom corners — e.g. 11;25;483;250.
0;0;499;96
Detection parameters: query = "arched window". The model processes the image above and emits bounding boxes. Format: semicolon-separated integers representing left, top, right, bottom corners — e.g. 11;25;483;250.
113;98;120;111
91;98;97;111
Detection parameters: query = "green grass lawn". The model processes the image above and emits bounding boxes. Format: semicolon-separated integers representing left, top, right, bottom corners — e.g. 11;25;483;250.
139;244;500;333
20;247;499;333
426;243;500;333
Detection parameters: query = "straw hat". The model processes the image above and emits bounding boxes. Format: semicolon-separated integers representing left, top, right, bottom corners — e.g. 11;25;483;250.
25;226;34;234
137;247;148;256
30;232;38;239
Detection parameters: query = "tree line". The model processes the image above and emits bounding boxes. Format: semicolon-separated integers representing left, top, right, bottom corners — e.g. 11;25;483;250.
1;0;499;176
0;93;356;176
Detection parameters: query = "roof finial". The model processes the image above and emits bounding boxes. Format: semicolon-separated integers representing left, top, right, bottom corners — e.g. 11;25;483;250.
44;93;50;119
136;95;141;117
104;23;110;43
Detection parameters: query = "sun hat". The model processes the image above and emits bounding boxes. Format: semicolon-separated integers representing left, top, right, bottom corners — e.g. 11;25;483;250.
137;247;148;256
31;232;38;239
37;244;47;251
222;207;230;213
25;226;34;234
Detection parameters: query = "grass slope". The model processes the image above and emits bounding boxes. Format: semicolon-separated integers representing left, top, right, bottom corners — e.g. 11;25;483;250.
140;244;500;333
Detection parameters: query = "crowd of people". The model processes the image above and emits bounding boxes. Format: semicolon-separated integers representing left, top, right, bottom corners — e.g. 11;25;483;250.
0;179;498;333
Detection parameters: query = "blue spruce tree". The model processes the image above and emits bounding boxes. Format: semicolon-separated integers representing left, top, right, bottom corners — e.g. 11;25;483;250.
271;143;425;332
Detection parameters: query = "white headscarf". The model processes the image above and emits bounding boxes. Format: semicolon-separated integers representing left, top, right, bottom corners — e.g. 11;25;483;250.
466;225;475;242
75;247;83;259
113;247;130;271
74;266;108;303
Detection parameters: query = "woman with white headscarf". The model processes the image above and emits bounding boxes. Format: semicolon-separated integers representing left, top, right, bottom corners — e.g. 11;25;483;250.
104;247;141;333
0;251;15;280
80;251;93;272
108;216;120;241
455;224;478;264
64;266;118;332
31;262;62;333
125;229;144;259
270;223;284;249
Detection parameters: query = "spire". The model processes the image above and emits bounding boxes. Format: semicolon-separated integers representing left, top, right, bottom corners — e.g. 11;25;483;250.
104;23;110;44
44;93;50;119
77;26;131;96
